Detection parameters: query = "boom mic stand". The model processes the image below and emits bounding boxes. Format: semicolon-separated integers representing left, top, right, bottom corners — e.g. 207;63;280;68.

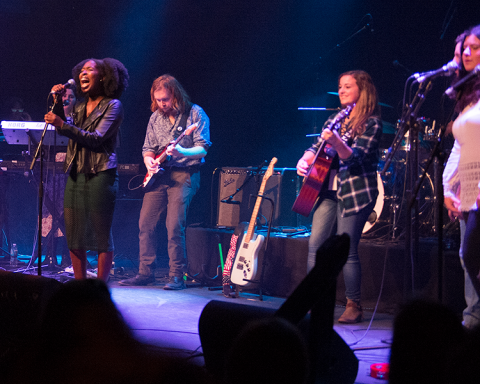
410;106;455;302
29;95;58;276
220;160;267;205
381;79;433;298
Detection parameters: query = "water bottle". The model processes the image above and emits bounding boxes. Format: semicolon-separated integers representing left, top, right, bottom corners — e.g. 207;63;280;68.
10;243;18;267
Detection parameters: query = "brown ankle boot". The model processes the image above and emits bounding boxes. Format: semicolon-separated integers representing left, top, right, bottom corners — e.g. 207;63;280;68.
338;299;363;324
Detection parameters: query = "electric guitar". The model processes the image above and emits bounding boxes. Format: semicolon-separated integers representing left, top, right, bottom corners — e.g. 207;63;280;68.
230;157;277;286
292;105;353;217
142;122;199;189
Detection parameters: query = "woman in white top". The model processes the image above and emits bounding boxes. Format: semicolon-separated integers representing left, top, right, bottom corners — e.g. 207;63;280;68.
444;24;480;300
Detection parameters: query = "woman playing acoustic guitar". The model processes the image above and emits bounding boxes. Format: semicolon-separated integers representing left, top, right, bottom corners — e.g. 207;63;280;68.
296;70;382;323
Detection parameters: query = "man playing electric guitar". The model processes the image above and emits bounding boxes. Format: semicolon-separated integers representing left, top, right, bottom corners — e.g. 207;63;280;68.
120;74;211;289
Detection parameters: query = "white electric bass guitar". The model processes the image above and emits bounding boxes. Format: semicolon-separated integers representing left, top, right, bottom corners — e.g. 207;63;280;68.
230;157;277;286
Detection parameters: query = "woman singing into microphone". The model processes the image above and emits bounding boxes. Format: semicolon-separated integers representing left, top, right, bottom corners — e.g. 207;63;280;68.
443;24;480;305
44;58;129;282
296;70;382;323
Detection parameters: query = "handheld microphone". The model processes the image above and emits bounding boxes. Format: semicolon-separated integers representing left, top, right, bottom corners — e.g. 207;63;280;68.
50;79;76;94
445;64;480;98
416;60;459;83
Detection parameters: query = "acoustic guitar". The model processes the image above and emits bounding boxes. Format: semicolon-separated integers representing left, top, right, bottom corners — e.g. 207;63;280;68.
230;157;277;286
292;105;353;217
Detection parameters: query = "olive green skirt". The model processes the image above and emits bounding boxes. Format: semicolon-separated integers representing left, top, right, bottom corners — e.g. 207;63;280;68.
63;168;118;252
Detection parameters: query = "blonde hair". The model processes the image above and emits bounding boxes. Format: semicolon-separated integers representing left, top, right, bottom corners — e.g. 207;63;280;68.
150;74;190;114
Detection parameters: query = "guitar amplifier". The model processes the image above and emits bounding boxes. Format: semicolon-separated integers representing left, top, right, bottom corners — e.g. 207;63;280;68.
216;167;258;228
216;167;302;228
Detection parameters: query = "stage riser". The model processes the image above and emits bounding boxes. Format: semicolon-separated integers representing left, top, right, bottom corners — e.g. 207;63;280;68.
186;227;466;314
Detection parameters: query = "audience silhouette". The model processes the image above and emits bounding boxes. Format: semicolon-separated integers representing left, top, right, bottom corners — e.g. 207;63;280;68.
389;298;468;384
8;279;213;384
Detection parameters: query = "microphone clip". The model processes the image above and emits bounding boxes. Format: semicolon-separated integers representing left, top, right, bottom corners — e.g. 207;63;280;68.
415;60;458;83
220;197;241;205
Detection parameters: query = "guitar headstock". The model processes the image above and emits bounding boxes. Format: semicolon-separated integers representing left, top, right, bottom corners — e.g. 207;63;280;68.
335;104;354;122
329;104;355;132
264;157;278;180
343;103;354;116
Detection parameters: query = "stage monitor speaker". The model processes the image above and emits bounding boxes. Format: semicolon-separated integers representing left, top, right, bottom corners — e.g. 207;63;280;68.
199;300;358;383
216;167;302;228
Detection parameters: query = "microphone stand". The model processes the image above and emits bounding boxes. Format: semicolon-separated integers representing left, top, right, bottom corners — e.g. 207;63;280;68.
300;14;373;77
29;95;57;276
409;106;454;302
219;160;267;207
381;79;433;298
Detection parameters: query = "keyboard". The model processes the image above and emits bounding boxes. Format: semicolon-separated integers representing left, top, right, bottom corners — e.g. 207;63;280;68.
0;160;140;175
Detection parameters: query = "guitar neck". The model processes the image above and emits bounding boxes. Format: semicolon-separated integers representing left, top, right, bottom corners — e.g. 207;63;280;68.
242;157;277;243
155;122;199;165
311;106;353;162
155;130;188;164
244;174;269;244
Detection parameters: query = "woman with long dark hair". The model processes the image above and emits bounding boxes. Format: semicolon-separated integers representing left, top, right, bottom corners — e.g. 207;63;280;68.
443;24;480;305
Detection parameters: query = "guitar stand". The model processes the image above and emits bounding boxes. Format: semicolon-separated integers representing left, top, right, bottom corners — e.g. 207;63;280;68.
236;194;274;302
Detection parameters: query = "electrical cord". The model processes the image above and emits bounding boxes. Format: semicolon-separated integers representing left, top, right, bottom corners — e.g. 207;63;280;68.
348;241;390;347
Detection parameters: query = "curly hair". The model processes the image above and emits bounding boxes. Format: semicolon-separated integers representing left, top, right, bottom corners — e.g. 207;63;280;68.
149;74;191;114
338;70;381;137
454;24;480;112
72;58;129;99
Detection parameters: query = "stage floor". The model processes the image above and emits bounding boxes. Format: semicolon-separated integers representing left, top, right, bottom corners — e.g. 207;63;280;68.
109;277;394;384
1;259;393;384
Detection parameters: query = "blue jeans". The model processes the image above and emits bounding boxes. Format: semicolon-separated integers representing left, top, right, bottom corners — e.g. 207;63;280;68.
308;191;375;302
138;168;200;278
460;216;480;328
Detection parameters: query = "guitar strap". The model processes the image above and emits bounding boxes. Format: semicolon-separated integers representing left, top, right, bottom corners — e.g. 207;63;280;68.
222;222;247;286
324;125;353;190
173;103;193;140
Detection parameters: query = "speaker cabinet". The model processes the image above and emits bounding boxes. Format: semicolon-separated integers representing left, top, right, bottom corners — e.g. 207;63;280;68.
112;198;142;258
262;168;301;227
216;167;301;228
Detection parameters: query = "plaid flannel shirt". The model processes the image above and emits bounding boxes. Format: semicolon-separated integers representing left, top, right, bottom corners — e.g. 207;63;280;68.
308;114;383;217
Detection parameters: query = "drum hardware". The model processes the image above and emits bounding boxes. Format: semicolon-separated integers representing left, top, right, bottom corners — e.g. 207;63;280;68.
389;117;439;152
363;157;435;240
